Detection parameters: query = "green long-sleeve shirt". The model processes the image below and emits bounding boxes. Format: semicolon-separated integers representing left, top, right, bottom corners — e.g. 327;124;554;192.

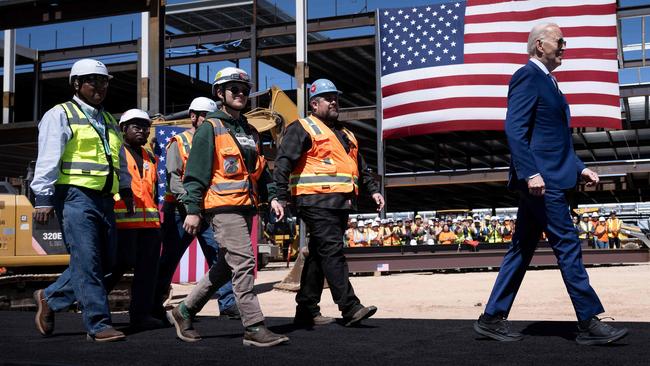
182;110;275;215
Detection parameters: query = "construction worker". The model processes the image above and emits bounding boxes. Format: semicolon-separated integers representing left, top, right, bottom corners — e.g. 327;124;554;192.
166;67;288;347
152;96;239;322
606;211;622;249
31;59;126;341
501;216;514;243
594;217;609;249
104;109;162;329
578;213;595;248
484;218;503;244
272;78;384;328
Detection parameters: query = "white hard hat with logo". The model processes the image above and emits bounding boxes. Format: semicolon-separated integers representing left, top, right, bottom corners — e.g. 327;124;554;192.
69;58;112;84
188;97;218;113
212;67;252;95
119;109;151;127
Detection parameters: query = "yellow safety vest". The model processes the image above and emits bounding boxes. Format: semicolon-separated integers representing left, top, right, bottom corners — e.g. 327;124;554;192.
55;101;122;194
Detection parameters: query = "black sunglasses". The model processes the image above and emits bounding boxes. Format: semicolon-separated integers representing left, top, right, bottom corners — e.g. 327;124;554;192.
80;74;109;87
226;85;250;97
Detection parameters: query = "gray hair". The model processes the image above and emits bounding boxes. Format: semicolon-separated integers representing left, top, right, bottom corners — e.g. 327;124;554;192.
527;23;560;56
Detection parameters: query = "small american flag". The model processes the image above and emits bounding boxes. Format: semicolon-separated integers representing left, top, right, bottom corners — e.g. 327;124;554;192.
153;125;210;284
379;0;621;139
153;126;187;203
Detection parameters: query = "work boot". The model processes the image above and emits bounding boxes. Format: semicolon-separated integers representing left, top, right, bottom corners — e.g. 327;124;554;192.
33;289;54;336
167;307;201;342
86;327;126;342
343;305;377;327
219;305;241;320
576;316;628;346
243;324;289;347
473;313;523;342
294;310;335;327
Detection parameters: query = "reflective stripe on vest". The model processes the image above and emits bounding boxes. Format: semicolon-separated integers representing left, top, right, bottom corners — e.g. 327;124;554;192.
290;115;359;196
56;101;122;193
114;146;160;229
203;118;265;210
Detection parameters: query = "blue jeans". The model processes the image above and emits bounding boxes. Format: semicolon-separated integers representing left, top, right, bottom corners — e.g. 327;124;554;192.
43;185;116;335
153;203;235;316
595;240;608;249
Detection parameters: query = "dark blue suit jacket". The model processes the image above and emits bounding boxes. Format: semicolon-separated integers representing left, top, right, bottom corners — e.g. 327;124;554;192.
505;60;586;191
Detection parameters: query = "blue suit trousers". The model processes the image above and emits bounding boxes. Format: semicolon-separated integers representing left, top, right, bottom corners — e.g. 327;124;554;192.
484;189;604;321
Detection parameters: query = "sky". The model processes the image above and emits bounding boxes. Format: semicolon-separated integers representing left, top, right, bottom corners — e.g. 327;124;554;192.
3;0;650;90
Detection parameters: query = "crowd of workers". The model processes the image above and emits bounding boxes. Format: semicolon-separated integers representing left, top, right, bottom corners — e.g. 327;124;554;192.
345;210;627;248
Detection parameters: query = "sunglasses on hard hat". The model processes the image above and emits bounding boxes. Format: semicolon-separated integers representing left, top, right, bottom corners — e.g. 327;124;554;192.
80;74;109;87
226;85;250;97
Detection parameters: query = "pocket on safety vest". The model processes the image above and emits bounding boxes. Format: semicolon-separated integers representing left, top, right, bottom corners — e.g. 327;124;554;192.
219;147;244;177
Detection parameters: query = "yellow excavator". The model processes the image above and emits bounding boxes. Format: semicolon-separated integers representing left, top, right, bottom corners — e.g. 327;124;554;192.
0;86;298;308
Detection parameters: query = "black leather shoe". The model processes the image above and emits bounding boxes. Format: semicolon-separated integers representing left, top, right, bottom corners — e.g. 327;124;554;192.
220;305;241;320
576;317;628;346
474;313;523;342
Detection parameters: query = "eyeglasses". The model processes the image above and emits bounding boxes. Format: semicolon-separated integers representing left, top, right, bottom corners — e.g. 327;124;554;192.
81;75;109;87
226;85;250;97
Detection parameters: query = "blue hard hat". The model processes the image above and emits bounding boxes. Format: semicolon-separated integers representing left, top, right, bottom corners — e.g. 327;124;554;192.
309;78;342;100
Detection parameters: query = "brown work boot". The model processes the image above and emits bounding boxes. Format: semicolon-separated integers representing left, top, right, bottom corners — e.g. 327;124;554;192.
86;327;126;342
33;289;54;336
344;305;378;327
167;307;201;342
243;324;289;347
294;311;335;327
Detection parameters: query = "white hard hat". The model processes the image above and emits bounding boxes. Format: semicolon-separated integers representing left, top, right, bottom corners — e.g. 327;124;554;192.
599;217;606;222
371;221;379;227
380;219;388;224
374;217;381;222
592;212;599;218
452;218;458;223
189;97;218;113
350;218;357;223
505;216;512;221
357;221;364;228
69;58;112;84
581;213;589;218
119;109;151;126
212;67;251;94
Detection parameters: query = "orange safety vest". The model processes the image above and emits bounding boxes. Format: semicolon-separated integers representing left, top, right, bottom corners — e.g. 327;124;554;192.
114;147;160;229
203;118;265;210
164;130;193;203
290;115;359;196
606;218;621;238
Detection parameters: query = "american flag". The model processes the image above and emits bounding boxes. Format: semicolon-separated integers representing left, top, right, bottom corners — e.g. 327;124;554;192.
153;125;210;284
153;126;186;203
378;0;621;139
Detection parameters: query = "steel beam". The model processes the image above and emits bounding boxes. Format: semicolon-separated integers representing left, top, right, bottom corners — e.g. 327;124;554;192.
3;29;16;124
346;248;650;273
385;160;650;187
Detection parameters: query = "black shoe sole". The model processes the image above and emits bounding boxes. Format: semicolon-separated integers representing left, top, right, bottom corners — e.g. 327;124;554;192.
473;321;523;342
576;328;628;346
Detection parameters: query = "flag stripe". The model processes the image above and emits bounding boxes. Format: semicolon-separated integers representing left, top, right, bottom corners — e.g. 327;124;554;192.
383;93;620;119
382;116;622;139
188;238;197;283
465;4;615;24
464;26;617;43
467;0;616;16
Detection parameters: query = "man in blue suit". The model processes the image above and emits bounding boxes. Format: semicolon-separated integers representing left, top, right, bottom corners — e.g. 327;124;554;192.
473;23;628;346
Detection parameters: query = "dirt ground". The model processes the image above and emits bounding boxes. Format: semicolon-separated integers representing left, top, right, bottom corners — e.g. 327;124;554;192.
171;262;650;322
